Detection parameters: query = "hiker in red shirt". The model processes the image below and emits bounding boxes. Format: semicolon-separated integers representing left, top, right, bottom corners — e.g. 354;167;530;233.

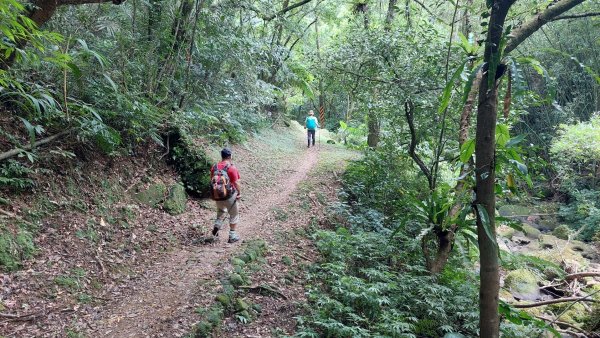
210;148;242;243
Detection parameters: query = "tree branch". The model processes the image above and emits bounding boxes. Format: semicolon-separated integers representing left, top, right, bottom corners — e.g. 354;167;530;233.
504;0;586;54
552;11;600;20
0;129;74;162
263;0;313;20
405;99;433;189
512;296;598;308
564;271;600;281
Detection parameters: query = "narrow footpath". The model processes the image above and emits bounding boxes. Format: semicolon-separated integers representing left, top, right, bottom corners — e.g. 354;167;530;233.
83;142;320;337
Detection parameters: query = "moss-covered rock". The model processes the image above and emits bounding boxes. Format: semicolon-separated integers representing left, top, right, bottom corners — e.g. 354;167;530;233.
522;224;541;239
504;269;540;301
133;182;167;207
552;224;572;240
229;273;245;287
163;183;187;215
498;225;516;239
584;305;600;332
549;302;588;324
166;130;212;197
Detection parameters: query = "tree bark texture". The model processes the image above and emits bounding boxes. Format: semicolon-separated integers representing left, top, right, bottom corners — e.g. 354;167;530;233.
476;1;514;336
475;0;588;334
367;108;380;148
504;0;585;54
384;0;398;31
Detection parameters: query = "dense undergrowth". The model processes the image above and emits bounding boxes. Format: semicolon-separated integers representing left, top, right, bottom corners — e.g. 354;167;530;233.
294;146;598;337
296;229;479;337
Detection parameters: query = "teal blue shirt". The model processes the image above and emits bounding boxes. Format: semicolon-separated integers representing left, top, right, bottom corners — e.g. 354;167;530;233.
305;116;319;130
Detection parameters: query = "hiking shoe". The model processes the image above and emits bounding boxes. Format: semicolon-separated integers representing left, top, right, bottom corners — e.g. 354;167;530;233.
212;227;219;237
228;231;240;243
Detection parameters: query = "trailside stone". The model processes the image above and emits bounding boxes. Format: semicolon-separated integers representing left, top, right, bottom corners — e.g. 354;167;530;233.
552;224;572;240
133;182;167;207
163;183;187;215
504;269;541;301
522;224;541;239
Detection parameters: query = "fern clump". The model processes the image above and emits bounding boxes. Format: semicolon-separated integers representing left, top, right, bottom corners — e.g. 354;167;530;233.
295;229;479;337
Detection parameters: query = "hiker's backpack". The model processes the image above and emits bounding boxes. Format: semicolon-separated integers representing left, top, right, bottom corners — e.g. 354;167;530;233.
210;164;234;200
306;116;317;130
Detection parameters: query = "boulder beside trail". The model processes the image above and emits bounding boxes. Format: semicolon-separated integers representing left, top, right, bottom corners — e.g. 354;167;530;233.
504;269;541;301
133;182;167;207
163;183;187;215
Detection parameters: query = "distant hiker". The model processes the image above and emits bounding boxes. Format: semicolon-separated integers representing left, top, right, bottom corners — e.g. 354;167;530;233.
210;148;242;243
305;110;320;148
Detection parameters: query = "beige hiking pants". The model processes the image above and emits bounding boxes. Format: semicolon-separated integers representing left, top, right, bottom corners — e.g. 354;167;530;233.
214;192;239;229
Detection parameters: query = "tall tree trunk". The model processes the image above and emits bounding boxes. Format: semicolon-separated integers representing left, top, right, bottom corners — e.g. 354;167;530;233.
384;0;398;31
476;1;513;336
355;2;378;147
171;0;194;51
367;108;380;147
315;13;326;127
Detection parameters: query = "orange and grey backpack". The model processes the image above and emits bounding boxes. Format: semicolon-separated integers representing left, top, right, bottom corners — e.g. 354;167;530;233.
210;163;234;200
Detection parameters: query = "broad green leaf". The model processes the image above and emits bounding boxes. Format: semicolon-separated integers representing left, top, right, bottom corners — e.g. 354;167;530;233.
496;123;510;147
66;62;82;78
459;139;475;163
509;159;528;175
461;62;483;104
439;59;468;114
475;204;497;248
103;73;118;92
505;134;526;148
516;57;545;76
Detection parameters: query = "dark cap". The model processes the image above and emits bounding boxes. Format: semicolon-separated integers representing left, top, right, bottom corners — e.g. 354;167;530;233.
221;148;232;159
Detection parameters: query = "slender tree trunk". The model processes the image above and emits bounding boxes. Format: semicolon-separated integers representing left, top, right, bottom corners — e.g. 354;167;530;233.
355;2;379;147
147;0;164;42
384;0;398;31
315;13;326;126
171;0;194;51
475;1;514;336
367;108;380;147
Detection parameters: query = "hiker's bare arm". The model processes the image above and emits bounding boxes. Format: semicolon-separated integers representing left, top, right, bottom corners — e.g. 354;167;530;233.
234;180;241;198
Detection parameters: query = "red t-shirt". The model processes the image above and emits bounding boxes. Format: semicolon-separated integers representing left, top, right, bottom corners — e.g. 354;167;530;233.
211;161;240;190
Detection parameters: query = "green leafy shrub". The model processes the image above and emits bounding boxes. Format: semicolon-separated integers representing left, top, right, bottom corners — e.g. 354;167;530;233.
558;189;600;242
340;149;426;230
295;229;479;337
552;224;572;240
0;160;34;191
0;228;36;271
550;116;600;190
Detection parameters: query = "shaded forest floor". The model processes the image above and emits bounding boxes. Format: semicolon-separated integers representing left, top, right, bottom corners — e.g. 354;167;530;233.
0;123;358;337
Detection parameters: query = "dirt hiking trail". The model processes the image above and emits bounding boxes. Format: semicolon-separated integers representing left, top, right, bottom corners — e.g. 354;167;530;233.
84;137;321;336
